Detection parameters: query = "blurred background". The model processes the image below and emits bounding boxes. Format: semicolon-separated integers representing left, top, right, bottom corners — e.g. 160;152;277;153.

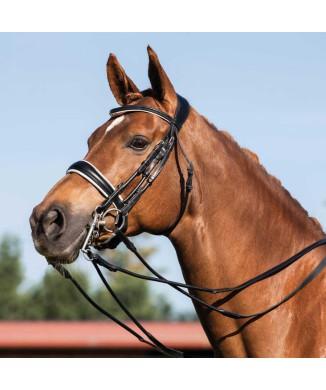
0;33;325;357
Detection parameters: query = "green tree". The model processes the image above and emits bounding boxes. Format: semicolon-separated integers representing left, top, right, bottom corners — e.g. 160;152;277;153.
22;267;99;320
0;232;172;321
0;234;24;319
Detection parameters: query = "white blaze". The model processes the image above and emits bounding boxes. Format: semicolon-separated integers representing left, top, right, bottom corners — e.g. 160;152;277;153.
106;115;125;132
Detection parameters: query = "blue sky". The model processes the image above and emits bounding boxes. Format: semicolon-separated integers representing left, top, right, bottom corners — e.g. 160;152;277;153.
0;33;325;313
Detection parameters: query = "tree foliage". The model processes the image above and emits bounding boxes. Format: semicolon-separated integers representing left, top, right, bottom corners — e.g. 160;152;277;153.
0;234;24;319
21;268;97;320
0;233;173;321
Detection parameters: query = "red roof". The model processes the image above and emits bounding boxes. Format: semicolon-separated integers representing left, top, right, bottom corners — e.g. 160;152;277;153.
0;321;211;350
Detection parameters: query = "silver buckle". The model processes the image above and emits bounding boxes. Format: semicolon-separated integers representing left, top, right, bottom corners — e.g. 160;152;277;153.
81;210;103;260
81;207;127;260
102;207;126;233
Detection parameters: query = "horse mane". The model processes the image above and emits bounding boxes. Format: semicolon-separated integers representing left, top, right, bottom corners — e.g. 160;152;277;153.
201;116;324;234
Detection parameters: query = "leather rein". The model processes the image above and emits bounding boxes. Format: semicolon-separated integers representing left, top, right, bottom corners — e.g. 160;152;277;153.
53;94;326;358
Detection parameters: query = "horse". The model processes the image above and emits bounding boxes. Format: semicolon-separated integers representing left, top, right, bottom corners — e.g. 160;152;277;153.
30;46;326;357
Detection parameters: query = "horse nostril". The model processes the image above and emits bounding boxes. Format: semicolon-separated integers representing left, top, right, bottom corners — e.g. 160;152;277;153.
42;208;66;240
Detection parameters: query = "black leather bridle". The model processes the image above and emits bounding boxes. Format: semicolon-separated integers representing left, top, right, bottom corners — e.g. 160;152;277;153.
54;94;326;358
67;94;192;252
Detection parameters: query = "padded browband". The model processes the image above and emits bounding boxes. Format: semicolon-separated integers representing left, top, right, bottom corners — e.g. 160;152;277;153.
66;160;124;209
110;94;190;131
173;94;191;130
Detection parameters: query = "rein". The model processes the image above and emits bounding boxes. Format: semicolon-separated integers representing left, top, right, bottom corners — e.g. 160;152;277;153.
55;94;326;358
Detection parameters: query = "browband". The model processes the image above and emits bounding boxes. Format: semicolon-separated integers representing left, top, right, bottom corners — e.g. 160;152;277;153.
109;94;190;131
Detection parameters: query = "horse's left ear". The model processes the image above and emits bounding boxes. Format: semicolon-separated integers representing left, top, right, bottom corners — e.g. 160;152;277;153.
107;53;142;105
147;46;178;115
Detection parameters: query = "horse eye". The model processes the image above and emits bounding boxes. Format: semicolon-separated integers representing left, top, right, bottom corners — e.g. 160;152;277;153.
128;136;150;151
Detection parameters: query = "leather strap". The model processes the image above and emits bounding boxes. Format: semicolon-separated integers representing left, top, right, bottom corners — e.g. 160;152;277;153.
66;160;127;249
109;94;190;132
174;94;191;130
95;231;326;320
67;160;124;208
110;105;177;126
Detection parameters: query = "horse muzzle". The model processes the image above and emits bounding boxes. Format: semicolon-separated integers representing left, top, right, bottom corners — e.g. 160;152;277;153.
30;203;88;263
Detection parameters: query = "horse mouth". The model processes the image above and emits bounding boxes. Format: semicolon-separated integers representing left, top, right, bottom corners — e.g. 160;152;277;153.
45;229;88;265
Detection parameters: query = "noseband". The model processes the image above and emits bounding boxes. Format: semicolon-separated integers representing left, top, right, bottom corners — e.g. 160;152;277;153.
54;94;326;358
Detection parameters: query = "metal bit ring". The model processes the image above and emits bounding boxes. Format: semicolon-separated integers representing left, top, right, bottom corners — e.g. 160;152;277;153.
102;208;126;233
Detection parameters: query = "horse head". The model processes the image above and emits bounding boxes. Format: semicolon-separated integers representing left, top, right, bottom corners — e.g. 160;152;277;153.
30;47;192;265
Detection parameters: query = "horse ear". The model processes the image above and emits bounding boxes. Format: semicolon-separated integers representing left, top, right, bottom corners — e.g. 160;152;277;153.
107;54;142;105
147;46;177;114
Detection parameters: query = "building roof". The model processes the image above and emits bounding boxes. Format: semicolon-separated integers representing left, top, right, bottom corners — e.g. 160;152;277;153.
0;321;211;350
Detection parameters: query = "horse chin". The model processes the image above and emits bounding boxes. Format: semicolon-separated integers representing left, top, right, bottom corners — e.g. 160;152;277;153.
46;250;79;265
44;229;88;265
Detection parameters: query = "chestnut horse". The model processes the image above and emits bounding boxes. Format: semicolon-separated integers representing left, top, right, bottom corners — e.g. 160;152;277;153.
30;47;326;357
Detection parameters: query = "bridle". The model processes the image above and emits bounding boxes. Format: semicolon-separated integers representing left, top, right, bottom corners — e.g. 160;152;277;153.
67;94;193;252
53;94;326;358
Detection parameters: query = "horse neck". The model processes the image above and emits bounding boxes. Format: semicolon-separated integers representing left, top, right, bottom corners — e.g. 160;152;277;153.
168;109;326;357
